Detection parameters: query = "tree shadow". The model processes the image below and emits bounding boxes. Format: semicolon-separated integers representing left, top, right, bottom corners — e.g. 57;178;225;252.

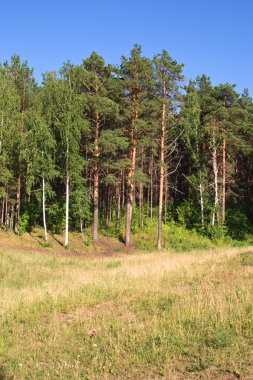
29;231;43;245
49;233;64;247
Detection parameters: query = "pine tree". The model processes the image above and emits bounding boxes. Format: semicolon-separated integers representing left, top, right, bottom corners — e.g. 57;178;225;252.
153;49;184;249
120;45;154;246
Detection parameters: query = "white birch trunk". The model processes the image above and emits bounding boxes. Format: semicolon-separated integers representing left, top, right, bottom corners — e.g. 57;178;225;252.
42;175;48;242
64;139;69;248
199;181;204;229
80;218;84;239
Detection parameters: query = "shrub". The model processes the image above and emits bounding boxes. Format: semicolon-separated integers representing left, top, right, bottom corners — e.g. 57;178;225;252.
18;212;30;235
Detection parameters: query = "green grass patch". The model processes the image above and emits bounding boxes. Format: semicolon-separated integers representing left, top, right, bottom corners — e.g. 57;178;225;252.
106;260;122;269
134;220;214;252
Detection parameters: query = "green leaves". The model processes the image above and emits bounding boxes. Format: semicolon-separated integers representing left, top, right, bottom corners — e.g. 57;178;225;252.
99;129;128;156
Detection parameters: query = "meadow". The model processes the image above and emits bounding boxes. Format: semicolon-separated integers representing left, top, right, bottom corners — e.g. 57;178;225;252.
0;241;253;379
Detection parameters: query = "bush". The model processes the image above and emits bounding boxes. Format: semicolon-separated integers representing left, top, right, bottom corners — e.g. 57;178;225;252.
176;199;200;228
18;212;30;235
133;220;214;252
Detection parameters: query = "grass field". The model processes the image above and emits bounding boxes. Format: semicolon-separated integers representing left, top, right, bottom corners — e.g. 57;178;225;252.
0;244;253;379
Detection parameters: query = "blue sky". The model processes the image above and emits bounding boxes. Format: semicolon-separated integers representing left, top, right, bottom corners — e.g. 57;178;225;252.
1;0;252;94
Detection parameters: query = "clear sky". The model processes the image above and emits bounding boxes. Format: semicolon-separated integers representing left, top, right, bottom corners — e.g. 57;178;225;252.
1;0;252;94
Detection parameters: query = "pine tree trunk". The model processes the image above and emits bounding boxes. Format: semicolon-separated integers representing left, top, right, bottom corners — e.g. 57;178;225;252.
222;137;226;225
150;154;153;221
121;169;125;216
106;186;110;228
6;206;9;229
125;101;138;247
116;181;121;228
14;175;21;234
10;205;14;230
164;166;168;224
125;144;136;246
42;176;48;242
147;182;150;218
64;139;69;248
138;148;144;228
92;113;100;241
93;165;99;239
157;81;166;250
0;111;3;155
109;193;112;224
139;182;143;228
212;128;219;228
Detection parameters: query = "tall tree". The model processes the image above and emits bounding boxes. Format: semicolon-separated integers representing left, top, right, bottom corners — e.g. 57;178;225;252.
0;68;20;230
43;73;86;247
82;52;119;241
4;55;36;233
120;45;154;246
153;49;183;249
22;110;56;242
181;81;206;229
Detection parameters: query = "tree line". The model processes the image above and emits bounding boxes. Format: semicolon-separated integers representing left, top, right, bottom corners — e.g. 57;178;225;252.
0;45;252;248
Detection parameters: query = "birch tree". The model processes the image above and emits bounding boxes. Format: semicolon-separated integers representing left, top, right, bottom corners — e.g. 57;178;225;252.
22;110;56;242
181;81;206;229
43;74;86;247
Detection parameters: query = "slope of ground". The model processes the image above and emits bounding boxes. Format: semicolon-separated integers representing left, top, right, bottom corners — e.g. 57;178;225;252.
0;244;253;379
0;229;128;257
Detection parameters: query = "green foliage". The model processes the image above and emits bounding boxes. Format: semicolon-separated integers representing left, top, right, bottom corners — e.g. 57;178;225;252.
47;201;65;234
226;208;252;240
134;220;214;252
0;49;253;245
19;201;41;230
163;222;214;251
18;212;30;235
70;187;91;229
176;199;200;228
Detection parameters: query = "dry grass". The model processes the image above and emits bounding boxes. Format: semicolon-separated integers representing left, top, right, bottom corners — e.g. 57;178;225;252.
0;244;253;379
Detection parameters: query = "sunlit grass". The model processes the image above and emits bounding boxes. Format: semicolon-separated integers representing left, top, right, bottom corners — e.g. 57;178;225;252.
0;246;253;379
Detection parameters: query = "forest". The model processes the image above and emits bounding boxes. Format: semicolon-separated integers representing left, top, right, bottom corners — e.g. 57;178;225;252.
0;44;253;249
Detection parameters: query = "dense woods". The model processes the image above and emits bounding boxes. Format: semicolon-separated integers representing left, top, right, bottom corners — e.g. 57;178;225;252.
0;45;252;247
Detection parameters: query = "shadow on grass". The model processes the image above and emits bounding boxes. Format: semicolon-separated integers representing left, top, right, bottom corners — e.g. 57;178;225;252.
0;367;6;380
49;233;64;247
